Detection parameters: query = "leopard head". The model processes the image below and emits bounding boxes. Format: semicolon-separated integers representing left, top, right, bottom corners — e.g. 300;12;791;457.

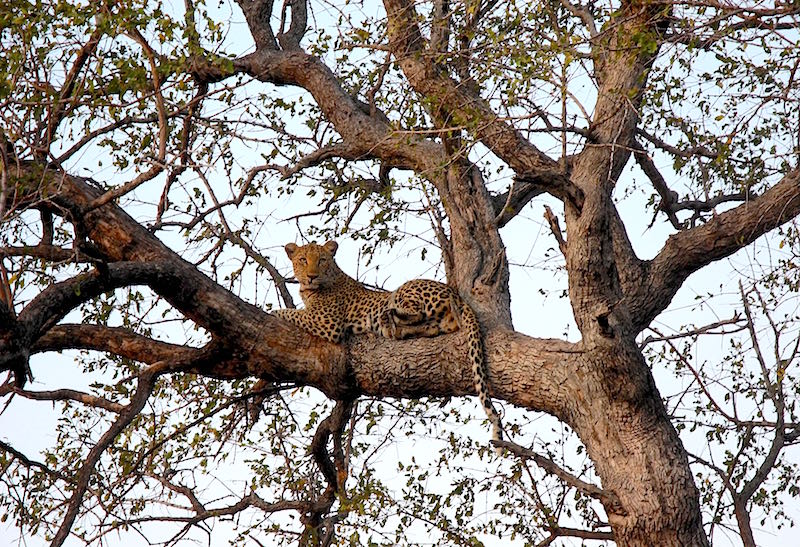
284;241;341;291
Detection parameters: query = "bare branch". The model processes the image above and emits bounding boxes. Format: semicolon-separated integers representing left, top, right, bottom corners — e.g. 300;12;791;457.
303;399;354;543
235;0;279;51
543;205;567;255
632;141;682;230
492;176;549;227
536;527;614;547
559;0;598;37
274;142;367;178
496;439;626;516
35;25;103;157
639;314;745;348
277;0;307;50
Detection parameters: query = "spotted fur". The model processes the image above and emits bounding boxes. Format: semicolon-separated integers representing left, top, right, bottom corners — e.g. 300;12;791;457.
274;241;503;450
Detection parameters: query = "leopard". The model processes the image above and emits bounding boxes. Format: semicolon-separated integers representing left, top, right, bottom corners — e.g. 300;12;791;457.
273;240;503;451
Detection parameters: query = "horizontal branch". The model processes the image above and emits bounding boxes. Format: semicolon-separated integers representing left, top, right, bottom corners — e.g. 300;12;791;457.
33;324;200;364
0;385;125;413
0;244;90;263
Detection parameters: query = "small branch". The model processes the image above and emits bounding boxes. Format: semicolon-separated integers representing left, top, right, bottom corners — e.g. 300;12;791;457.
672;192;756;215
536;526;613;547
0;439;71;483
154;83;208;229
150;473;206;514
659;334;740;424
637;128;717;159
0;385;125;413
738;283;786;504
105;492;307;530
543;205;567;255
495;440;626;516
632;140;682;230
274;142;366;179
35;25;104;157
559;0;598;37
639;314;745;348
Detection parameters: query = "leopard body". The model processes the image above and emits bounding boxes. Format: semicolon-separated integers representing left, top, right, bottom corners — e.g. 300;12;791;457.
273;241;503;449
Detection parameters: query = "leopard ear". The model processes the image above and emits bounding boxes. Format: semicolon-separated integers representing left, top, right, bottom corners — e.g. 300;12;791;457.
285;243;299;258
323;241;339;255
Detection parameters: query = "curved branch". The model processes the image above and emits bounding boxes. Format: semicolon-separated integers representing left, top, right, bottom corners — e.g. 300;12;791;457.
17;261;181;343
629;168;800;332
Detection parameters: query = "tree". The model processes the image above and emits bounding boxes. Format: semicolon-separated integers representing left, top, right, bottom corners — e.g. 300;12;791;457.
1;0;799;545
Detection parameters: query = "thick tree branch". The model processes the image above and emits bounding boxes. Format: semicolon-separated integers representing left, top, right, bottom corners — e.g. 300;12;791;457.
564;0;670;338
629;169;800;332
16;262;179;343
383;0;574;203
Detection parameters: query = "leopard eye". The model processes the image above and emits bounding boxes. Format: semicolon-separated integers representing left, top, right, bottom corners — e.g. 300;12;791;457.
299;258;307;264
